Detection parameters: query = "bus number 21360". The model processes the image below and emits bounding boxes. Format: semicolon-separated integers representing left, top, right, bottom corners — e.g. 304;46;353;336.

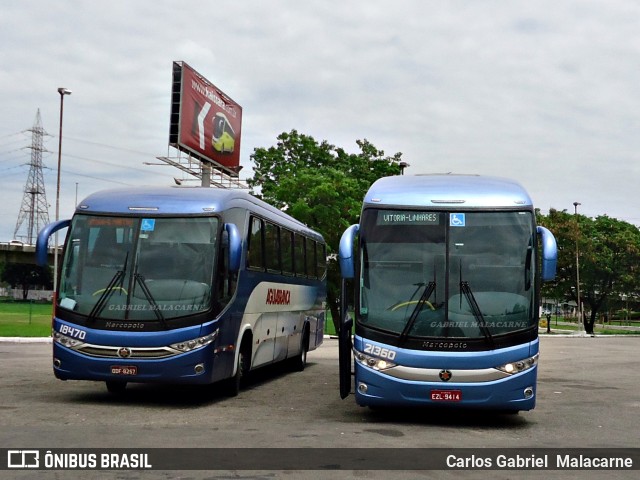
363;343;397;360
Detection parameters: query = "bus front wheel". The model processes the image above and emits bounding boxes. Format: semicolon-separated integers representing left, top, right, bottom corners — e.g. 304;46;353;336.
226;343;250;397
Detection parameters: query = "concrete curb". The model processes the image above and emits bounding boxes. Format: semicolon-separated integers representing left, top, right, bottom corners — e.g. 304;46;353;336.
0;337;52;343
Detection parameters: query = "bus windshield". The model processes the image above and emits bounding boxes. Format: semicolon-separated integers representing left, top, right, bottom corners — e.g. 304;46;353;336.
59;215;219;322
359;209;535;340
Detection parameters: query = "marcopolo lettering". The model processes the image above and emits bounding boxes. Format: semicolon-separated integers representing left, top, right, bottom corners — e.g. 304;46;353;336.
266;288;291;306
422;341;468;350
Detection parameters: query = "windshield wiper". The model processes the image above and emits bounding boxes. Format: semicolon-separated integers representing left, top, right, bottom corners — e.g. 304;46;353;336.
459;266;494;348
87;252;129;324
399;281;436;344
133;273;167;329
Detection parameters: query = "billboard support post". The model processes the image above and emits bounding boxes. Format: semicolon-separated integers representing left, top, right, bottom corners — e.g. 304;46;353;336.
201;163;211;187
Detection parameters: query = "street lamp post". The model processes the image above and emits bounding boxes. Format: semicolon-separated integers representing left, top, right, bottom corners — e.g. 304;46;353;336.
54;88;72;295
573;201;583;334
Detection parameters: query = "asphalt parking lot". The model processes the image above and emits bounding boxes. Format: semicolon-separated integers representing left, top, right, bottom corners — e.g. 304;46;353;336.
0;335;638;479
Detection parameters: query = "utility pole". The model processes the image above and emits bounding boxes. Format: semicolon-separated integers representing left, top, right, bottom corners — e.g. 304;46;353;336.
53;88;72;295
573;202;584;335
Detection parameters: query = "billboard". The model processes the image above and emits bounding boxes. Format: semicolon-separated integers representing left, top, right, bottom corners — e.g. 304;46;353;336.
169;61;242;174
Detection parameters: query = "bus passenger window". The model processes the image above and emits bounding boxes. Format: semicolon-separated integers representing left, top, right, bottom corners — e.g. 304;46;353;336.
281;229;294;275
316;243;327;279
306;240;316;278
294;234;306;277
265;222;281;273
247;217;264;270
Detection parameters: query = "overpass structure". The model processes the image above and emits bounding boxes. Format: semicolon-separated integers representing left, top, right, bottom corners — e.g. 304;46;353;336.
0;242;57;265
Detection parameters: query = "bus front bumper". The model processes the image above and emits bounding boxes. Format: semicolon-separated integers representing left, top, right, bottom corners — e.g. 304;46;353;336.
52;342;219;385
353;363;538;411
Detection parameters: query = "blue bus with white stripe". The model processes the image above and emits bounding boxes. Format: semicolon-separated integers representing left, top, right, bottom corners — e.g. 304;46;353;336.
37;186;326;395
338;175;557;411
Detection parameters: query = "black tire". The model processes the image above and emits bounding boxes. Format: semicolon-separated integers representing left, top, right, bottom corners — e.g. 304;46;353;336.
106;381;127;394
226;343;249;397
291;327;309;372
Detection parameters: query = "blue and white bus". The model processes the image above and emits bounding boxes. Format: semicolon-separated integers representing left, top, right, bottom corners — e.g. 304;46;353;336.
338;174;557;411
36;186;326;394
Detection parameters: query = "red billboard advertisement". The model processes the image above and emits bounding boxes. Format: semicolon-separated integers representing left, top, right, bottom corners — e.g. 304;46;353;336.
169;61;242;174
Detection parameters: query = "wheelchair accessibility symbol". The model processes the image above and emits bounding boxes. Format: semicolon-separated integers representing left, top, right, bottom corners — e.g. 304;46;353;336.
141;219;156;232
450;213;466;227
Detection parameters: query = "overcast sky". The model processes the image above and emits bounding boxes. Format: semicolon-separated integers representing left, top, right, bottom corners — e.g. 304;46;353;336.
1;0;639;242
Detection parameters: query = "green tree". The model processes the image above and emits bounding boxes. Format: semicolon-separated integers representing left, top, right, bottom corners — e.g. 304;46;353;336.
247;130;403;325
538;210;640;334
1;262;52;300
536;209;578;312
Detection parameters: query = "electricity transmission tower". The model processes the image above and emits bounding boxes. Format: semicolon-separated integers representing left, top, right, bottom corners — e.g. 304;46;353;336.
13;109;51;244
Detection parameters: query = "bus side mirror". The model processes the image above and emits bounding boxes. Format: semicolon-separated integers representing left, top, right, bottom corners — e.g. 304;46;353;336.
339;224;359;279
35;219;71;266
225;223;241;273
537;226;557;282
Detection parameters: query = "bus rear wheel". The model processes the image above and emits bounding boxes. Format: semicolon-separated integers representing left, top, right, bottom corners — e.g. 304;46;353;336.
291;327;309;372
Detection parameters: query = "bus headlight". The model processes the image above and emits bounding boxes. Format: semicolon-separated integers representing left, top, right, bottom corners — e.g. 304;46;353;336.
53;331;84;348
171;329;219;353
496;353;539;375
354;349;396;371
